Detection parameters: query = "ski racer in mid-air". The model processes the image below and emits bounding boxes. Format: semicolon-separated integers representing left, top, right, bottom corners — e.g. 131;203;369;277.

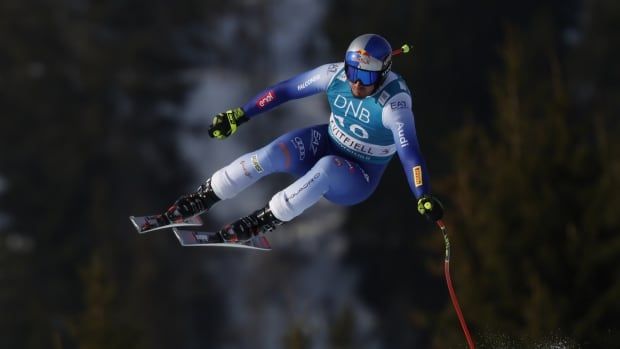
166;33;444;241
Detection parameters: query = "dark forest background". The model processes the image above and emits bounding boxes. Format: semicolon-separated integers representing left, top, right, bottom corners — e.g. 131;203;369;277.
1;0;618;348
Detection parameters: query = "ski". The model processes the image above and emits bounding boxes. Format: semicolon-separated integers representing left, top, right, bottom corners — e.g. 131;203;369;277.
129;214;203;234
172;228;272;251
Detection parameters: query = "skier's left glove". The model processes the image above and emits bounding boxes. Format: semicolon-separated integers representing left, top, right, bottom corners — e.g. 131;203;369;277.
208;107;248;139
417;194;444;222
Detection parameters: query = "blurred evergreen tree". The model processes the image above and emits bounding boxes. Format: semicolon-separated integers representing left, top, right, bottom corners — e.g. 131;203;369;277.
433;10;620;348
326;0;615;348
283;325;311;349
328;306;355;349
0;1;227;348
72;253;141;349
1;0;617;348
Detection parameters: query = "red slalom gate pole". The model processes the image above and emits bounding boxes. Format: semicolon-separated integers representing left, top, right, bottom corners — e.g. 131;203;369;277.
436;219;476;349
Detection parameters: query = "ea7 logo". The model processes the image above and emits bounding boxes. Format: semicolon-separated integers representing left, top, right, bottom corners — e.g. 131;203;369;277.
390;101;407;110
311;129;321;155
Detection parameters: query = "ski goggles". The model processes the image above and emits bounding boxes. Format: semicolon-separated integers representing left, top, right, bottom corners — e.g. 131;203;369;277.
345;64;382;86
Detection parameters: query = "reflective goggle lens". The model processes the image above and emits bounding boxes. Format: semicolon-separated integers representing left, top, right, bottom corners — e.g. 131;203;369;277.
345;64;381;86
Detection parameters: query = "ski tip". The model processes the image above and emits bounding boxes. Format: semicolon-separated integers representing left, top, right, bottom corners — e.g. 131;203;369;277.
129;216;140;232
129;214;204;234
129;215;159;234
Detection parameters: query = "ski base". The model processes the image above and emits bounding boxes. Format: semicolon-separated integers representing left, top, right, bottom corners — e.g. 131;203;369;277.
173;228;271;251
129;214;203;234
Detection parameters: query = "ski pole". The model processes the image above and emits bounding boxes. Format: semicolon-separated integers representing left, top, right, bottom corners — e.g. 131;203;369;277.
436;219;476;349
391;44;412;57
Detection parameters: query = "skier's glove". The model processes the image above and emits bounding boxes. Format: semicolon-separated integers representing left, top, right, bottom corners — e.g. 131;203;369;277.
208;107;248;139
417;194;444;222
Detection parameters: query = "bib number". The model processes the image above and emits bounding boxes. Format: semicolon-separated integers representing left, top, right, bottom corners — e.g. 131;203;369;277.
333;115;369;139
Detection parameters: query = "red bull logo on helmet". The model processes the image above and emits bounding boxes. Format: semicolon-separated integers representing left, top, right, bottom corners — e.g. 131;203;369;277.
347;50;383;71
353;49;371;65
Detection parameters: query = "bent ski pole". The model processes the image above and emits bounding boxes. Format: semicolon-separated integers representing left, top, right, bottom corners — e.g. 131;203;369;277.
436;219;476;349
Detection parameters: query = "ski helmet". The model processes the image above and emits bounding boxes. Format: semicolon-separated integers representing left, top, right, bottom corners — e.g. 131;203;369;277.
344;34;392;87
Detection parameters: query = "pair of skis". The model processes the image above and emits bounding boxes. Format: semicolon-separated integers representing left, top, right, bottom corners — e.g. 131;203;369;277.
129;214;271;251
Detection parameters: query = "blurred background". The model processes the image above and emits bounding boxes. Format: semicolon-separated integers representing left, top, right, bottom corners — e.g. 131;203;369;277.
1;0;619;348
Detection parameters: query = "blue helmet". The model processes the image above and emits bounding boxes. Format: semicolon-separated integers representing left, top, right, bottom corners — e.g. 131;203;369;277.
344;34;393;86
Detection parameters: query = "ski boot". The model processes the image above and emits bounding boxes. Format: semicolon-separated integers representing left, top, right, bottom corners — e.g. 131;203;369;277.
219;206;282;242
164;178;220;222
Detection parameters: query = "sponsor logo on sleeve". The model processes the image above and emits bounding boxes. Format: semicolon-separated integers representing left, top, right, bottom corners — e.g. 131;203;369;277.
327;64;339;72
257;90;276;109
390;100;407;110
396;122;409;147
251;155;264;173
413;166;423;187
297;74;321;91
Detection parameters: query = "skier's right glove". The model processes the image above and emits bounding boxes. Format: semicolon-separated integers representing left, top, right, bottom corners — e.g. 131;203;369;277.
208;107;248;139
417;194;444;222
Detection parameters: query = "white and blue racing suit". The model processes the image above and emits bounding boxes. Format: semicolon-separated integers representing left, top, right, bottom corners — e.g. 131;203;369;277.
210;63;431;221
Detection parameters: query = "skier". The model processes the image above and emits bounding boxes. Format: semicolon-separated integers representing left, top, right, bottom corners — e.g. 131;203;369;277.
166;33;443;241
